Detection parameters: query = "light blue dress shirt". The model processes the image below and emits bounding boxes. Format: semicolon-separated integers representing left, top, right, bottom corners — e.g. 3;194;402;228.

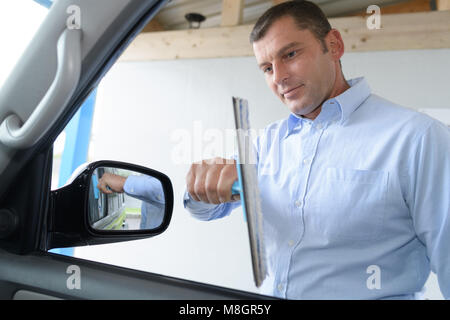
184;77;450;300
124;175;165;229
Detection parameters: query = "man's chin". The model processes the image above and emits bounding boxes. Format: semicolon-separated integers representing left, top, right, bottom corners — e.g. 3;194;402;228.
289;104;321;119
289;105;310;117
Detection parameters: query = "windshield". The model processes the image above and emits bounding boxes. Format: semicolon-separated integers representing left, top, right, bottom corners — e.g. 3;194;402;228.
0;0;49;90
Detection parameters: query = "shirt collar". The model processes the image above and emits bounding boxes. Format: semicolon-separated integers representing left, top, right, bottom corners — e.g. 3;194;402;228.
334;77;371;124
283;77;371;139
286;112;303;136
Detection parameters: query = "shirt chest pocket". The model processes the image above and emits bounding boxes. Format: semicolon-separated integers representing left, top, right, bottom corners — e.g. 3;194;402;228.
314;168;389;241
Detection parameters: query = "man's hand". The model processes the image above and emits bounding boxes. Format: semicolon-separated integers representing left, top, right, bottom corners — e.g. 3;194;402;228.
186;157;240;204
97;173;127;194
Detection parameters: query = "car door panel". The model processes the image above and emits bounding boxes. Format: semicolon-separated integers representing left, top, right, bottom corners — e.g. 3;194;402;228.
0;249;271;300
0;0;270;300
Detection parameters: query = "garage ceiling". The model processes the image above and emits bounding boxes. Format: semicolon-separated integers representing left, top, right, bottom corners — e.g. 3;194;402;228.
156;0;417;30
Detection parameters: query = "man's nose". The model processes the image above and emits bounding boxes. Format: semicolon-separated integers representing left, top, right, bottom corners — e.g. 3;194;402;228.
273;62;289;86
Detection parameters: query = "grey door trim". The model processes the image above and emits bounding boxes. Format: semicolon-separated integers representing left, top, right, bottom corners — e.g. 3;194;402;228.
0;248;274;300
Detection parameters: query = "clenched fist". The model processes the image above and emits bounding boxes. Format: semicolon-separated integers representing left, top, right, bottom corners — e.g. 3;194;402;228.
186;157;240;204
97;172;127;194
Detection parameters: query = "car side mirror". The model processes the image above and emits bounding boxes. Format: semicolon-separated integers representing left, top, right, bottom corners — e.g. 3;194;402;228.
47;160;173;250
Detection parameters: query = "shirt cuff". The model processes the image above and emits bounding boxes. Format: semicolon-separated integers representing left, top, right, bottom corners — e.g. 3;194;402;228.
183;190;218;210
123;176;133;195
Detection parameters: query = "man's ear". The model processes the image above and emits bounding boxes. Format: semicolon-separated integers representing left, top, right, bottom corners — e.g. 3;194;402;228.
326;29;345;61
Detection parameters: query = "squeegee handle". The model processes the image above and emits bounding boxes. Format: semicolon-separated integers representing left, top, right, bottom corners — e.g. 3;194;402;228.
231;180;241;195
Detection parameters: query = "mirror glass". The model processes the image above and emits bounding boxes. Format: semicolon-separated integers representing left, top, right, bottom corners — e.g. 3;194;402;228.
88;167;165;231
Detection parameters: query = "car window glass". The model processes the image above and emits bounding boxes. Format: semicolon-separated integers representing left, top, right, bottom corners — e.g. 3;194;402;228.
50;54;272;295
49;3;448;300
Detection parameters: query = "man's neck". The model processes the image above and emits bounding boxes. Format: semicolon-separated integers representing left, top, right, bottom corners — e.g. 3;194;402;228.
302;75;350;120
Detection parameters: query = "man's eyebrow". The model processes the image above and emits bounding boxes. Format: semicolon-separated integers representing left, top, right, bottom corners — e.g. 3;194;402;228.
258;42;304;68
278;42;304;56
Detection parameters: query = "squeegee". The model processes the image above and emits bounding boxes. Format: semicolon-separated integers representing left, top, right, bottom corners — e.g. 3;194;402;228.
231;97;267;288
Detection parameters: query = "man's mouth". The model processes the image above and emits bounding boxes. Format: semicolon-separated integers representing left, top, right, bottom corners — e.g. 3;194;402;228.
281;84;304;99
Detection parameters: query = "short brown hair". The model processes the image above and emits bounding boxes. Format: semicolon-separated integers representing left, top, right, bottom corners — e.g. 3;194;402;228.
250;0;332;53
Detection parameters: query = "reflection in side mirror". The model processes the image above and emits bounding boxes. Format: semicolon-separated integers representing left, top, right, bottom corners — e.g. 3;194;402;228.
48;160;173;250
88;167;165;231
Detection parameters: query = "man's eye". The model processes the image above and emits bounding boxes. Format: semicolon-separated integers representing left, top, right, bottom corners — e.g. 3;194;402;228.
286;51;297;58
263;66;273;73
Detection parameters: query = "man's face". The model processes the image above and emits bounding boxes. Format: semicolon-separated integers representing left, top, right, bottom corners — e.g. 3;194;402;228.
253;15;337;118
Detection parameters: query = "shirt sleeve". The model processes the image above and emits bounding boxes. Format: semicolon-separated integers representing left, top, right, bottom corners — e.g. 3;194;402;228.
407;119;450;299
183;133;261;221
183;190;241;221
123;175;165;205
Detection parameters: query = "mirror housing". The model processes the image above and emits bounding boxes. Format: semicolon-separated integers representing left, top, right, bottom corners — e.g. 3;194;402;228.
46;160;173;250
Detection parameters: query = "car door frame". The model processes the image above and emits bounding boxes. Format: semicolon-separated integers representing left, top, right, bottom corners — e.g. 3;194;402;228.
0;0;272;300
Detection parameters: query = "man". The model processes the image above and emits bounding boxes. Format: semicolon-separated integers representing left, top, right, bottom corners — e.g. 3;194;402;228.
97;172;165;229
184;1;450;299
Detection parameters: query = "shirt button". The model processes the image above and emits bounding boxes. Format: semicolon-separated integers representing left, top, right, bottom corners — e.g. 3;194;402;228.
303;158;311;165
316;124;323;130
278;284;284;292
288;240;295;247
295;200;302;208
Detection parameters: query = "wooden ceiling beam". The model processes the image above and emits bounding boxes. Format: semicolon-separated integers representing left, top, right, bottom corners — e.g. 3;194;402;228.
351;0;431;16
379;0;431;14
437;0;450;10
272;0;288;5
141;18;165;33
221;0;244;27
121;10;450;61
